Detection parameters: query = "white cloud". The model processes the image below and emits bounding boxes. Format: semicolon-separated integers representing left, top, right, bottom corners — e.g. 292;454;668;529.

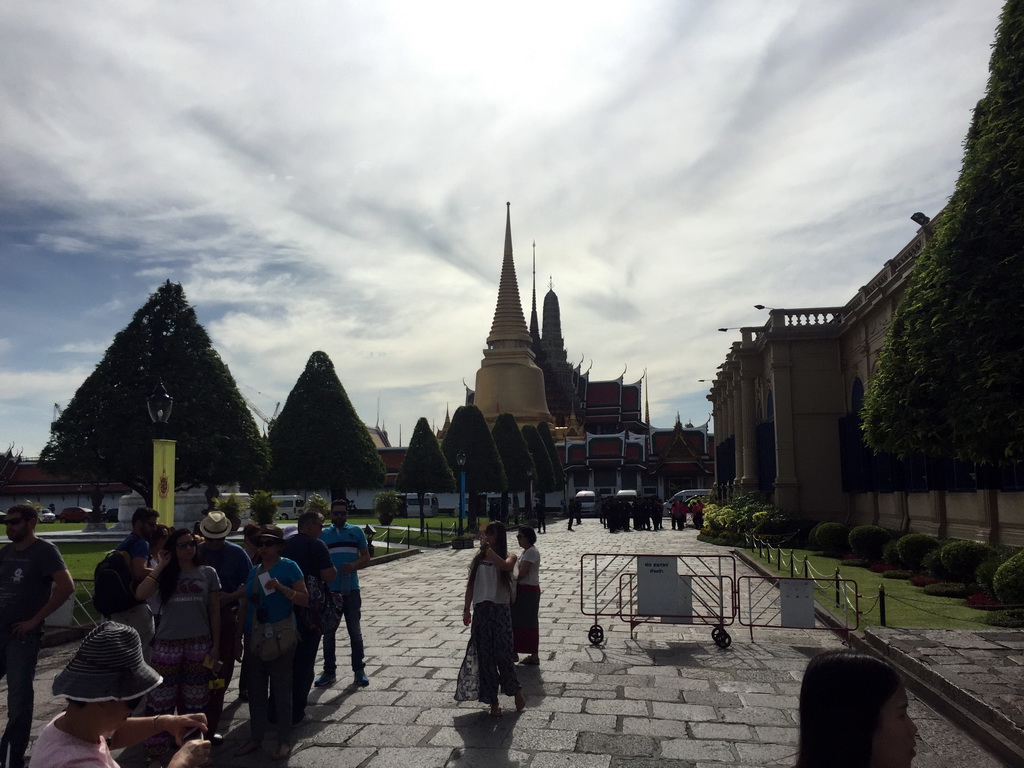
0;0;1006;454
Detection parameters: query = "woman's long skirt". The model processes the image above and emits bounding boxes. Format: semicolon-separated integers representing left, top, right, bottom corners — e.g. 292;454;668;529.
454;601;521;704
511;584;540;654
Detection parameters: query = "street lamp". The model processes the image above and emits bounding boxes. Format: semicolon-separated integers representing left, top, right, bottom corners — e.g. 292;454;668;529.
457;450;467;537
148;383;176;526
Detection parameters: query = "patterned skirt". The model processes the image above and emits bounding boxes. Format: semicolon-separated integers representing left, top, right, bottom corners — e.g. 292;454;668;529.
454;601;521;704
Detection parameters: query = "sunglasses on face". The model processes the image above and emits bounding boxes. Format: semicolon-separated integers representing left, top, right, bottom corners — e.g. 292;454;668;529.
257;540;280;547
176;540;197;550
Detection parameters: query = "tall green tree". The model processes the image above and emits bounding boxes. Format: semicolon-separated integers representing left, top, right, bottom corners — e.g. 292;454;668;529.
491;413;535;519
863;1;1024;464
269;351;385;499
395;417;456;533
536;421;564;491
441;405;506;527
522;424;556;494
40;281;269;506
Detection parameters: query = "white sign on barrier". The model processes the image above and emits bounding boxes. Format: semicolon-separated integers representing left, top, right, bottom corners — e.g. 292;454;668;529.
780;578;815;628
636;557;692;623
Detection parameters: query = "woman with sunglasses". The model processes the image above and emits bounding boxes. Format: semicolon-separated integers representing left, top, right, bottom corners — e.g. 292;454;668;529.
233;525;308;761
134;528;222;766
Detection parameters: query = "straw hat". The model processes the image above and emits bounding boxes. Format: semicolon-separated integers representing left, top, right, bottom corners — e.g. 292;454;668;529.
53;622;162;702
199;510;232;539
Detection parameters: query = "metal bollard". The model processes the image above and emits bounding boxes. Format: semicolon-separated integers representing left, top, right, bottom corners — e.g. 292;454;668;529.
834;569;841;608
789;550;795;578
803;556;809;578
879;584;887;627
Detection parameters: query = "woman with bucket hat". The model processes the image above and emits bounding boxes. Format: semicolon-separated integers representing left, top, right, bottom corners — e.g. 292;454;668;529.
32;621;210;768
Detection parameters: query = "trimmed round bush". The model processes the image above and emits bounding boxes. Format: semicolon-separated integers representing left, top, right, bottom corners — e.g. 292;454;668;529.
811;522;850;554
882;569;914;580
896;533;940;571
993;551;1024;607
982;608;1024;628
882;538;902;566
848;525;891;561
939;540;996;584
922;548;954;581
922;582;972;598
976;556;1004;597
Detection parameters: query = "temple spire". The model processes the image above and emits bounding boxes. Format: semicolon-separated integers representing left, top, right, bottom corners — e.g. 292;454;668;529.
529;240;541;347
486;202;533;347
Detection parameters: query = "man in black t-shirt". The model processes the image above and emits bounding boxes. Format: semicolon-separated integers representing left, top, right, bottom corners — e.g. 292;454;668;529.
0;504;74;768
280;511;336;724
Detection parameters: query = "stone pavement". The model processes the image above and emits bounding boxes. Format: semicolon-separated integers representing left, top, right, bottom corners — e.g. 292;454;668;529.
6;521;1010;767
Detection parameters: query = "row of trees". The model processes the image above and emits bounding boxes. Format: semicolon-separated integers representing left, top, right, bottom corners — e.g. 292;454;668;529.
41;282;562;515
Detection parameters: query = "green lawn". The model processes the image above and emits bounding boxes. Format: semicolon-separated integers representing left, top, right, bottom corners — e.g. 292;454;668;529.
747;544;994;630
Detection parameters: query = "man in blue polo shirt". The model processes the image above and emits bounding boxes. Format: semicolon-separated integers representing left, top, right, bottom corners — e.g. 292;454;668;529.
315;498;370;688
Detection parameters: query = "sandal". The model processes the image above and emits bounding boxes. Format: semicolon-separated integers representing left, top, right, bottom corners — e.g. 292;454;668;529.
521;656;540;665
271;743;292;761
233;741;261;757
514;691;526;711
489;703;503;718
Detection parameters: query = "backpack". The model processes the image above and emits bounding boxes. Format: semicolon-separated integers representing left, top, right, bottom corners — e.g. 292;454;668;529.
93;548;140;617
295;575;343;635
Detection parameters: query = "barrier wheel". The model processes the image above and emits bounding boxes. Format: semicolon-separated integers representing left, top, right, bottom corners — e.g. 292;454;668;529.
588;624;605;646
711;626;732;649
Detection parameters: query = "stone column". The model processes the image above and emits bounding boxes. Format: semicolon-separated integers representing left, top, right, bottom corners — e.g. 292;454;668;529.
770;346;800;513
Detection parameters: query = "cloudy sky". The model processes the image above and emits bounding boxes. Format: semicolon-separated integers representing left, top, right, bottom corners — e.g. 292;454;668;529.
0;0;1005;456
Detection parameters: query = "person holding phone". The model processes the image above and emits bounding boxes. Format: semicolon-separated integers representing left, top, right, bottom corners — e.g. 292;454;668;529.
454;522;525;717
134;529;221;766
33;621;210;768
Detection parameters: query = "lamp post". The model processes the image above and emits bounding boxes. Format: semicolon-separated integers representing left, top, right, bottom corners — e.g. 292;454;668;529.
148;383;176;527
526;467;535;527
457;450;467;537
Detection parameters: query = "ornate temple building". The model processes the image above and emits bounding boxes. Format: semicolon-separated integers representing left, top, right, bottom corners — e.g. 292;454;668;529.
466;204;714;499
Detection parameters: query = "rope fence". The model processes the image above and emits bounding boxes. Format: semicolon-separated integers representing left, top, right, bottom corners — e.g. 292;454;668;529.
746;533;1021;628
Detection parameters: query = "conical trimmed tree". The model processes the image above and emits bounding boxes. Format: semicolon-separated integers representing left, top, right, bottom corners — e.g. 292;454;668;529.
537;421;564;490
863;1;1024;464
441;405;506;529
522;424;556;494
269;351;385;499
40;281;269;505
492;413;535;520
396;417;456;533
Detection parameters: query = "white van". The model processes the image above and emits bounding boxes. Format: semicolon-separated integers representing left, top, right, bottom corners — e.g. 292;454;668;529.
573;490;597;515
273;495;305;520
668;489;712;505
405;493;440;518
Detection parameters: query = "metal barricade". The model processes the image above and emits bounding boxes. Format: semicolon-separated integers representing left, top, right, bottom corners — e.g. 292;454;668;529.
580;553;737;648
581;553;858;648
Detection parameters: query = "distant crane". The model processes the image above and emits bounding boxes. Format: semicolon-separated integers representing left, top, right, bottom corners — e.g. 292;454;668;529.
241;394;280;436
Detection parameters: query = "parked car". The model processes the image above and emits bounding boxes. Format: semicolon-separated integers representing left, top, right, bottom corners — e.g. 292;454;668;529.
573;490;597;515
59;506;91;523
39;510;57;523
103;507;119;522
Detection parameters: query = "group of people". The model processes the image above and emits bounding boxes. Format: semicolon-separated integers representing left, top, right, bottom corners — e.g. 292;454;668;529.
5;502;922;768
0;497;370;767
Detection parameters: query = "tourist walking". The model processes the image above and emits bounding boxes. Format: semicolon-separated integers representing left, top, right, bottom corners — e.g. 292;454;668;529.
281;511;335;721
0;504;75;768
455;521;525;717
197;511;253;744
233;525;307;761
111;507;160;660
316;498;370;689
511;526;541;665
134;528;221;765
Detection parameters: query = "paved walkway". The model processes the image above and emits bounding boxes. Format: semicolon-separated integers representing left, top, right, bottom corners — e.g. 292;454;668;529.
6;521;1009;767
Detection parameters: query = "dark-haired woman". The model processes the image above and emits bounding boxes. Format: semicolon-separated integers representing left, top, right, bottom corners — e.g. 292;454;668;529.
796;650;918;768
455;521;525;717
233;525;308;761
134;528;221;765
511;526;541;665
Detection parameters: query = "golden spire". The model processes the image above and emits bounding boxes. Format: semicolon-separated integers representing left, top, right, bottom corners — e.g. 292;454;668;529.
486;202;533;347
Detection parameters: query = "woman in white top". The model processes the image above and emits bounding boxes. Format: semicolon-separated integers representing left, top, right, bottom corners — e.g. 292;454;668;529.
511;526;541;665
454;521;526;717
